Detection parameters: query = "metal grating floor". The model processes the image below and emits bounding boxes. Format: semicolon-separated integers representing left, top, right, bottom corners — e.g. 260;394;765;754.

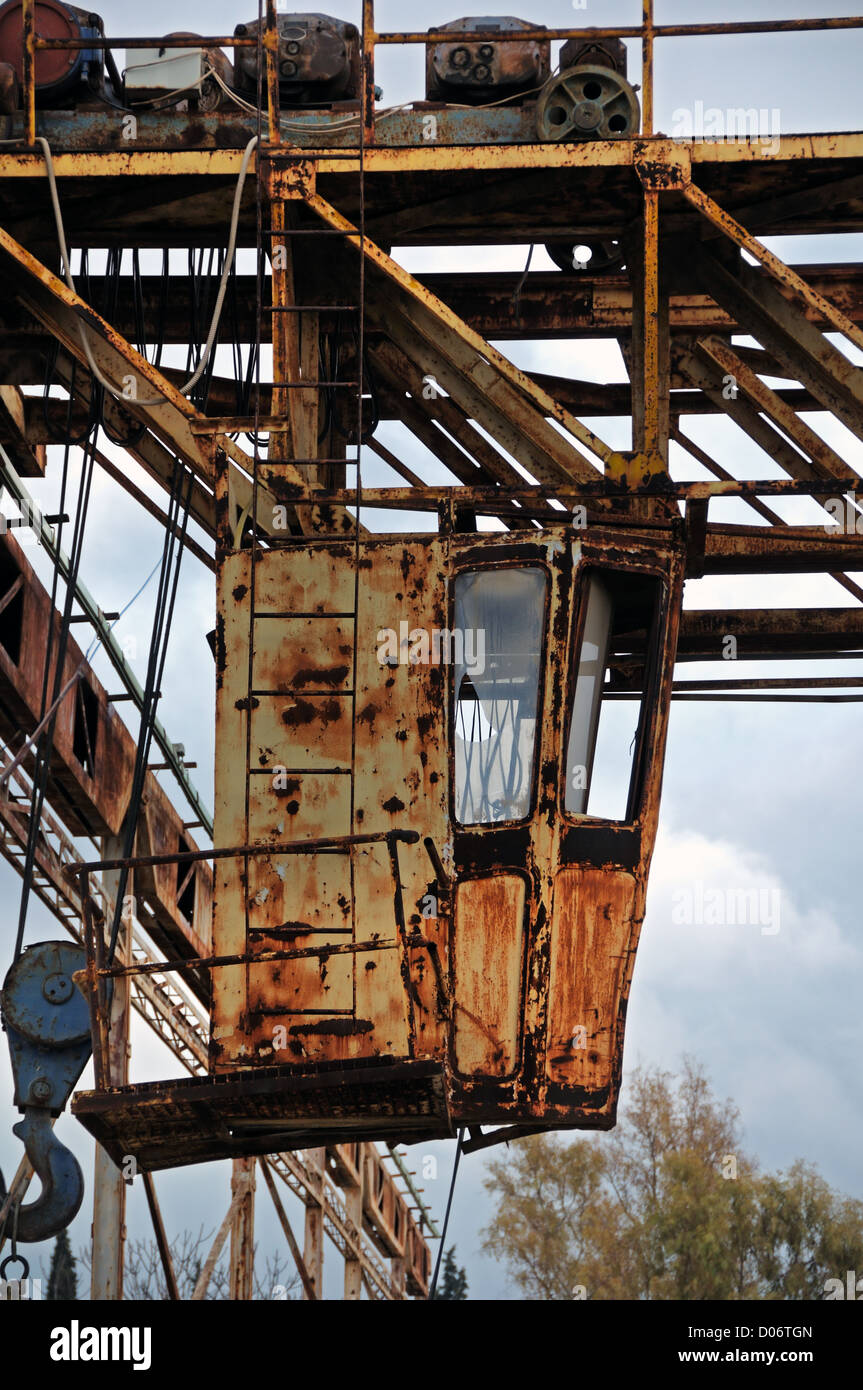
72;1057;453;1171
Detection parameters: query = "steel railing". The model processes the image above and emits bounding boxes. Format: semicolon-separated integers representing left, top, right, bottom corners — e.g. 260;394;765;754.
14;0;863;149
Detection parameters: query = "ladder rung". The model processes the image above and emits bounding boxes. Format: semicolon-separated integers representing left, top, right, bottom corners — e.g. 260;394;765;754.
263;227;359;237
266;305;359;313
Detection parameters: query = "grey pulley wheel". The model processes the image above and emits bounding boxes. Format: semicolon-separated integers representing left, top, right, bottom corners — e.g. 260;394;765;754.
536;65;640;142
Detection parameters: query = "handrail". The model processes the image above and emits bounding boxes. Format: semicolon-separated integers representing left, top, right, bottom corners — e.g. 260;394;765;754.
19;0;282;145
16;0;863;148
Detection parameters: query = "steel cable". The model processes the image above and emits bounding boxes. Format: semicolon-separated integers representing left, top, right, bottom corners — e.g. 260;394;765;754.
429;1128;466;1299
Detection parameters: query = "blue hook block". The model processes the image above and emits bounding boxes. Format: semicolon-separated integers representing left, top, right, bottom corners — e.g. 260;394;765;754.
1;940;107;1242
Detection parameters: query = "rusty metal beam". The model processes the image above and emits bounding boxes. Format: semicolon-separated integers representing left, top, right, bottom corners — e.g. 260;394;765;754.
670;424;863;604
343;1161;364;1301
47;352;218;541
702;524;863;575
0;384;43;476
691;245;863;448
303;1149;325;1301
370;303;601;489
8;266;863;346
695;336;860;486
260;1157;318;1301
229;1157;256;1301
305;188;623;479
678;607;863;658
676;340;854;495
89;838;131;1300
5;134;863;183
142;1172;180;1301
684;180;863;354
0;228;211;477
22;369;831;425
369;339;525;489
0;242;300;540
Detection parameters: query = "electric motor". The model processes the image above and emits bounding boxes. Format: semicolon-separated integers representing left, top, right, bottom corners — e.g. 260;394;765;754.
232;12;360;106
426;16;550;105
559;34;628;77
0;0;105;105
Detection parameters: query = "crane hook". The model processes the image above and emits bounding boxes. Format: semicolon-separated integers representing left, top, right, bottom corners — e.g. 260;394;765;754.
1;941;97;1242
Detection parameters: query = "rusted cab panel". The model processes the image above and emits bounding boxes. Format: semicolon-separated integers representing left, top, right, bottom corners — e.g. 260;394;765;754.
212;524;684;1135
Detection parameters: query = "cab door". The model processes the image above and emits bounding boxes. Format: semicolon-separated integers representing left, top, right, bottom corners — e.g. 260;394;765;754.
446;527;683;1127
447;533;570;1103
544;533;685;1120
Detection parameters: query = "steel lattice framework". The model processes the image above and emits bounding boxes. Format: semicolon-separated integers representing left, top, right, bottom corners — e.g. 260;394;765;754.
0;0;862;1299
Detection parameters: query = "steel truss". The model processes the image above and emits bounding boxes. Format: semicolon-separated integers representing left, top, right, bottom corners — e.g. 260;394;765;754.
1;0;862;1300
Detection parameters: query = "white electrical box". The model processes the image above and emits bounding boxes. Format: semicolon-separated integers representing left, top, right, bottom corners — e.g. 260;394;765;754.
123;48;204;99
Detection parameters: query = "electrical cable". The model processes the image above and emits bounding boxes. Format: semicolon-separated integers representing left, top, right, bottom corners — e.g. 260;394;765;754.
105;458;194;965
512;242;535;319
97;246;147;447
35;134;258;407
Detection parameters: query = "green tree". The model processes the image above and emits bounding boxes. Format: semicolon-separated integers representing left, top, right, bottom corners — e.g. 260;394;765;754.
433;1245;469;1300
481;1059;863;1301
47;1228;78;1301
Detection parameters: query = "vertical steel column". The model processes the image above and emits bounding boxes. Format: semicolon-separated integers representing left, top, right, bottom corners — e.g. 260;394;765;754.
344;1154;364;1299
229;1156;256;1300
22;0;35;146
89;838;131;1300
391;1255;406;1298
269;196;291;443
627;173;670;483
641;0;654;137
264;0;281;145
641;185;666;467
303;1148;325;1299
362;0;376;146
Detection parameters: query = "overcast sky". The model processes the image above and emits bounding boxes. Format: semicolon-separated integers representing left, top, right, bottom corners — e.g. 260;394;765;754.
2;0;863;1301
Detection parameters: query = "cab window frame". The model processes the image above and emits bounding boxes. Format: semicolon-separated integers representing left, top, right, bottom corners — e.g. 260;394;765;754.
449;558;551;831
561;559;668;828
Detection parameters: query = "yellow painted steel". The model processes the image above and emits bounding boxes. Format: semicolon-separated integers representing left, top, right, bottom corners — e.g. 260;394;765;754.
684;180;863;355
305;189;626;476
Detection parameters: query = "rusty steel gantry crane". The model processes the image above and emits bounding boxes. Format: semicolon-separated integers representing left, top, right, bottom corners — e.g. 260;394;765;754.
0;1;862;1300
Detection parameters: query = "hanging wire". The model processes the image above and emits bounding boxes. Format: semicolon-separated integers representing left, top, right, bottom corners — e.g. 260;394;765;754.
36;133;259;408
98;247;146;448
429;1128;466;1299
42;342;96;448
106;458;194;965
512;243;535;320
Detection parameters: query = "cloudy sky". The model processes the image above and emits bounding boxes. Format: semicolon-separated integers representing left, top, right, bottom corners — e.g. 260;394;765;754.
2;0;863;1301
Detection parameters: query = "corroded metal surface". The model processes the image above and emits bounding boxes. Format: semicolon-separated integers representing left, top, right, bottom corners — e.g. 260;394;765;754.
210;524;685;1134
2;0;862;1286
72;1058;454;1167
